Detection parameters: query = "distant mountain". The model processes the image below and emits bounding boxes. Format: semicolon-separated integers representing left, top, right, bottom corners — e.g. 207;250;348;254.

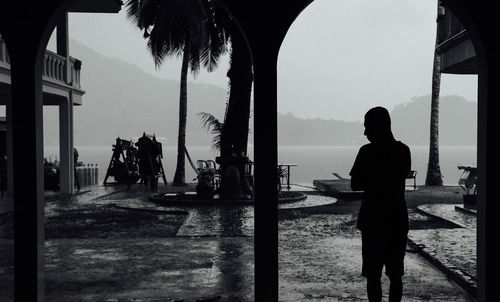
43;41;477;147
44;39;230;147
391;95;477;146
278;95;477;146
278;113;365;145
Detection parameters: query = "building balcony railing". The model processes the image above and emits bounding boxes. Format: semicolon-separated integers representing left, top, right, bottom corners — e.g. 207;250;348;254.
42;49;82;89
0;36;82;91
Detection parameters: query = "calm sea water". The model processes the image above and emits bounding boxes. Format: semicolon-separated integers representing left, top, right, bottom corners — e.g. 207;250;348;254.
44;145;476;186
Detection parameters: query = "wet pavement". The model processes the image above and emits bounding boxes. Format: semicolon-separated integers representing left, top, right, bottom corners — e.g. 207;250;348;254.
0;184;476;301
278;212;473;302
43;237;255;302
409;203;477;297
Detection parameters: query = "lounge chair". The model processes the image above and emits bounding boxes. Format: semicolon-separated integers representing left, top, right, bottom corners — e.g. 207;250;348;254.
406;170;417;190
458;165;477;194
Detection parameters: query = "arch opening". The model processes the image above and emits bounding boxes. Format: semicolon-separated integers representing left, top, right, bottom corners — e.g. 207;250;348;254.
2;0;257;301
277;0;480;300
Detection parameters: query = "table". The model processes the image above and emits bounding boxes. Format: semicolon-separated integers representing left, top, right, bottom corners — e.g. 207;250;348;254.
277;163;298;190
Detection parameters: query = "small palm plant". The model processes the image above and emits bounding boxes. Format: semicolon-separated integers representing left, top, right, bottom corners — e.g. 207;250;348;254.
197;112;223;152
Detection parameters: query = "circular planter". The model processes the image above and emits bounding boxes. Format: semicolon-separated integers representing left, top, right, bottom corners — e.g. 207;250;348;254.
277;191;308;204
149;191;307;206
149;193;254;205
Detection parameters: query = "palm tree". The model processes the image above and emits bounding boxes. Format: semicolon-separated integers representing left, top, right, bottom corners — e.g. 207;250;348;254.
197;112;223;152
425;0;444;186
211;20;254;197
220;27;253;158
125;0;229;186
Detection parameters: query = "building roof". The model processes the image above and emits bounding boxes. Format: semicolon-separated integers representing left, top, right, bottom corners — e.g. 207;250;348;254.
436;4;477;74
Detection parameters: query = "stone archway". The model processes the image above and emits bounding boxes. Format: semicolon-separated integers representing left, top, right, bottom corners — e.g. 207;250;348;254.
217;0;494;300
276;0;482;299
0;0;499;301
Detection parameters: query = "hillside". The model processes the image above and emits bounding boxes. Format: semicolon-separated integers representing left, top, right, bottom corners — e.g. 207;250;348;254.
43;39;230;146
42;41;477;147
278;95;477;146
278;113;364;145
391;95;477;146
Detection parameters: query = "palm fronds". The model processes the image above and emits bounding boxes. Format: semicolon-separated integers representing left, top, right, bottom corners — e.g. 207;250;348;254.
125;0;230;73
125;0;158;30
197;112;223;151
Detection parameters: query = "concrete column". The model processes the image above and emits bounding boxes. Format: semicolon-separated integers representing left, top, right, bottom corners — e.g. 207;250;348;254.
56;12;70;84
59;95;74;195
253;52;278;301
9;43;46;302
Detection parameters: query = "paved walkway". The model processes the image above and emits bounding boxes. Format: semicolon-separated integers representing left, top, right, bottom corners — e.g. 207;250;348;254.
0;184;476;301
409;203;477;297
0;184;126;215
313;180;478;298
278;209;473;302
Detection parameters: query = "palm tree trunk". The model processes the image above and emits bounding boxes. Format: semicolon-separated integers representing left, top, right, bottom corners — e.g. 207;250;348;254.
425;10;444;186
221;31;253;157
217;28;253;197
172;44;190;186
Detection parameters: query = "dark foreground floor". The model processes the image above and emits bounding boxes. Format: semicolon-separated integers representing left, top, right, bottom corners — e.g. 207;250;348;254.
0;184;475;301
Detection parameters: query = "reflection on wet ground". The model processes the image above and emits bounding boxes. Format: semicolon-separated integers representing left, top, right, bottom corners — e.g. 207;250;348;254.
0;184;476;301
177;206;254;237
278;212;474;302
44;184;127;215
113;191;338;237
43;237;254;302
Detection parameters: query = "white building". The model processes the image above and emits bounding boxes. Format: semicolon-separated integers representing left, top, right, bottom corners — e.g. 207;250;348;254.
0;0;121;204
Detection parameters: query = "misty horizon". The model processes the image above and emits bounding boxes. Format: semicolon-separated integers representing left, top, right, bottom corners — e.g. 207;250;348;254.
40;0;478;122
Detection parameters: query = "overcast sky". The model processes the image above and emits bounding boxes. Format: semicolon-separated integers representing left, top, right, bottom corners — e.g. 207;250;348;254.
53;0;477;122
